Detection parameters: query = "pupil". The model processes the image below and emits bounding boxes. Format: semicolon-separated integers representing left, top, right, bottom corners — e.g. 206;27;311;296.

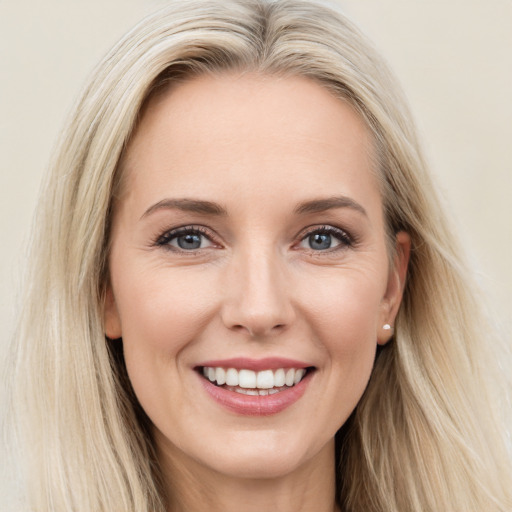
310;233;331;250
178;234;201;250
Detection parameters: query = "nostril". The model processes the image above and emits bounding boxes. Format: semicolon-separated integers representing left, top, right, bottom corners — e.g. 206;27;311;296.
237;322;288;338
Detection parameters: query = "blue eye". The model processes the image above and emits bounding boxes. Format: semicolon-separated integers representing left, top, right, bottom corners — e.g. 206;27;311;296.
172;233;204;250
157;227;213;251
308;232;335;250
298;226;351;251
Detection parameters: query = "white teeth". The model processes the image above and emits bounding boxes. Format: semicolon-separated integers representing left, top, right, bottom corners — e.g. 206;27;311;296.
215;367;226;385
225;368;239;386
256;370;274;389
202;366;309;390
238;369;257;388
274;368;285;387
294;368;306;384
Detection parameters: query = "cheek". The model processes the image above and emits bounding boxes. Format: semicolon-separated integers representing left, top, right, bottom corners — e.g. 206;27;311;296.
111;266;225;440
110;263;220;401
114;264;218;349
298;265;385;345
296;267;385;410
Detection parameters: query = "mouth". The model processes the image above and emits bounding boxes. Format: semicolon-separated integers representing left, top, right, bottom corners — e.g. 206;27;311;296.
195;357;316;415
198;366;314;396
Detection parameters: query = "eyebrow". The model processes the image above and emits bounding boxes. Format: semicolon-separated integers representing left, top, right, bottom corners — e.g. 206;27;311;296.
140;198;227;219
294;196;368;217
140;195;367;220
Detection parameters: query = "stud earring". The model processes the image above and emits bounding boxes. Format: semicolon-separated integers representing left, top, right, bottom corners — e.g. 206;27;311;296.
383;323;393;331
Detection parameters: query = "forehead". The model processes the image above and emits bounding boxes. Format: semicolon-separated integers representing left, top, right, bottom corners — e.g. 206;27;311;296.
118;72;380;217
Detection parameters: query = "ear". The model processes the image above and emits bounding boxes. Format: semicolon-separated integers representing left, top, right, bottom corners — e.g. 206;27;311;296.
104;283;122;339
377;231;411;345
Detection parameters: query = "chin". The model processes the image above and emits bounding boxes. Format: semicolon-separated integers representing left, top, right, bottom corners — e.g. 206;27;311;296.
197;432;329;481
210;453;305;480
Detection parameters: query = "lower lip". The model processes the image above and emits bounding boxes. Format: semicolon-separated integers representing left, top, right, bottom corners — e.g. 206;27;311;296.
199;372;312;416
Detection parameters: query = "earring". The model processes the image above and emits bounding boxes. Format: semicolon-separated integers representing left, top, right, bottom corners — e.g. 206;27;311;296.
383;323;393;332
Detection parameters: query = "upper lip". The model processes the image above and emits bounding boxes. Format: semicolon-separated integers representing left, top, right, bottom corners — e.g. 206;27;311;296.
196;357;313;371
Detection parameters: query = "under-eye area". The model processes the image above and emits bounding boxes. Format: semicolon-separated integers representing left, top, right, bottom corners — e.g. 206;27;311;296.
197;366;316;396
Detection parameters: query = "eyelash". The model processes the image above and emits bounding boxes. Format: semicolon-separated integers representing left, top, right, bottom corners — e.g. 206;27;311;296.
153;224;355;253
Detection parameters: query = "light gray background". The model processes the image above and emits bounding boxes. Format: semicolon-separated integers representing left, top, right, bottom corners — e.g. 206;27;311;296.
1;1;511;508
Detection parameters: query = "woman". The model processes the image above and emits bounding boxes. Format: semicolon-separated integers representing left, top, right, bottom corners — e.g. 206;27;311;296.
8;0;511;510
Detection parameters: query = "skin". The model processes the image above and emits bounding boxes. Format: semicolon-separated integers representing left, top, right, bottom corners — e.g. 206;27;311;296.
105;72;410;512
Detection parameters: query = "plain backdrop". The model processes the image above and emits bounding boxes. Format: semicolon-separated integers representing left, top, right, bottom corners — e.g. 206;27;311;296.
1;0;511;508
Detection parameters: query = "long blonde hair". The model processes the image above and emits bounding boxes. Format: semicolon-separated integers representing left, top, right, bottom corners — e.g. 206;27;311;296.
8;0;511;510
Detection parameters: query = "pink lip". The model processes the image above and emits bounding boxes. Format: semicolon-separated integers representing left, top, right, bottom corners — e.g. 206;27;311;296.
196;357;311;371
197;370;313;416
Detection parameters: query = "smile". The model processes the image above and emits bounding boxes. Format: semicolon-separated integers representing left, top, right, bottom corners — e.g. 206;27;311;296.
201;367;308;395
196;359;315;415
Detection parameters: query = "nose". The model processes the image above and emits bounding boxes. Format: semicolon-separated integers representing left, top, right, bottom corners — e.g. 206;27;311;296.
220;245;295;338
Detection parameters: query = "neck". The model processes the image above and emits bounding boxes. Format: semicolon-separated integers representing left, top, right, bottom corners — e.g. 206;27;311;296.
157;437;340;512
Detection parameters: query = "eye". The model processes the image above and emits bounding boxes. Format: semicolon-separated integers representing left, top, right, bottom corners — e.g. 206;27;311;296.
171;232;211;250
156;227;214;251
298;226;352;251
307;232;337;250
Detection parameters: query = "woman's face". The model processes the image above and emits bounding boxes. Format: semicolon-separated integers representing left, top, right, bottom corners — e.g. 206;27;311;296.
105;73;409;480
